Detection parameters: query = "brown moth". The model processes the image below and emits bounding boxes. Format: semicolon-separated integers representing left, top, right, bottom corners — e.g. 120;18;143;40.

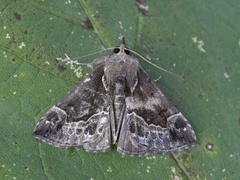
33;38;196;156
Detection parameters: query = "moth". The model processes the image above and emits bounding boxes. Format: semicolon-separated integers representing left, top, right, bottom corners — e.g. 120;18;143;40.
33;38;196;156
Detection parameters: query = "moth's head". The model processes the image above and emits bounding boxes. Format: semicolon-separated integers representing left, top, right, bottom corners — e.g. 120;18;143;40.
113;37;131;56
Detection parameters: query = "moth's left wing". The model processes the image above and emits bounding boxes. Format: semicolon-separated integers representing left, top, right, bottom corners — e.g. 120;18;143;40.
117;67;196;156
33;65;112;153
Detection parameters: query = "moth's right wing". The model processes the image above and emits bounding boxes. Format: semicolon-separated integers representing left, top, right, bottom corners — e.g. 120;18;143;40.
33;65;112;153
117;67;196;156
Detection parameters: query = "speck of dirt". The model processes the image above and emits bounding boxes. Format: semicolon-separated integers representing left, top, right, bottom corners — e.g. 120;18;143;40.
55;61;66;72
94;14;100;19
82;17;93;29
14;12;21;20
136;0;150;16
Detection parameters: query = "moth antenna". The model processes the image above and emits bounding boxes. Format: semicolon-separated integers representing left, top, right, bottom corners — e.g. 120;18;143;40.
127;49;184;81
59;37;184;81
73;47;115;60
75;36;126;60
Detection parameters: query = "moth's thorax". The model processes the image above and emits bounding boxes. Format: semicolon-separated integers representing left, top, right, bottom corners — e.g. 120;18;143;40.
103;53;139;94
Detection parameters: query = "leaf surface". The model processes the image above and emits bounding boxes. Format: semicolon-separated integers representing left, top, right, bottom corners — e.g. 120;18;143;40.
0;0;240;179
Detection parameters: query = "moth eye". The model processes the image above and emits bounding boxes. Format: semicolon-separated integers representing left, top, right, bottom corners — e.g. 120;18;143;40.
113;48;120;54
124;49;130;55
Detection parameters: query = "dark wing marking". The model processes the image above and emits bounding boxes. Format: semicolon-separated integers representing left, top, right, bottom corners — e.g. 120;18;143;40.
33;65;112;152
117;67;196;156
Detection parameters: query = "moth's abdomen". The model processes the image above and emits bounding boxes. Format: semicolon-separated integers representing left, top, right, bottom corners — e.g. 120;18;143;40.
111;75;127;143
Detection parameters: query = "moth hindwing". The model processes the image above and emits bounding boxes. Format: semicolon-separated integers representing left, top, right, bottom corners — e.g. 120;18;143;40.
33;38;196;156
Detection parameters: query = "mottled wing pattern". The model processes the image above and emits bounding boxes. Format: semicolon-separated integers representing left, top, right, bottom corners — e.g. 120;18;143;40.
33;65;112;152
117;67;196;156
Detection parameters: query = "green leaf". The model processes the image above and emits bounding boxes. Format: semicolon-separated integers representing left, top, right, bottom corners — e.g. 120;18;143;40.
1;0;240;179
